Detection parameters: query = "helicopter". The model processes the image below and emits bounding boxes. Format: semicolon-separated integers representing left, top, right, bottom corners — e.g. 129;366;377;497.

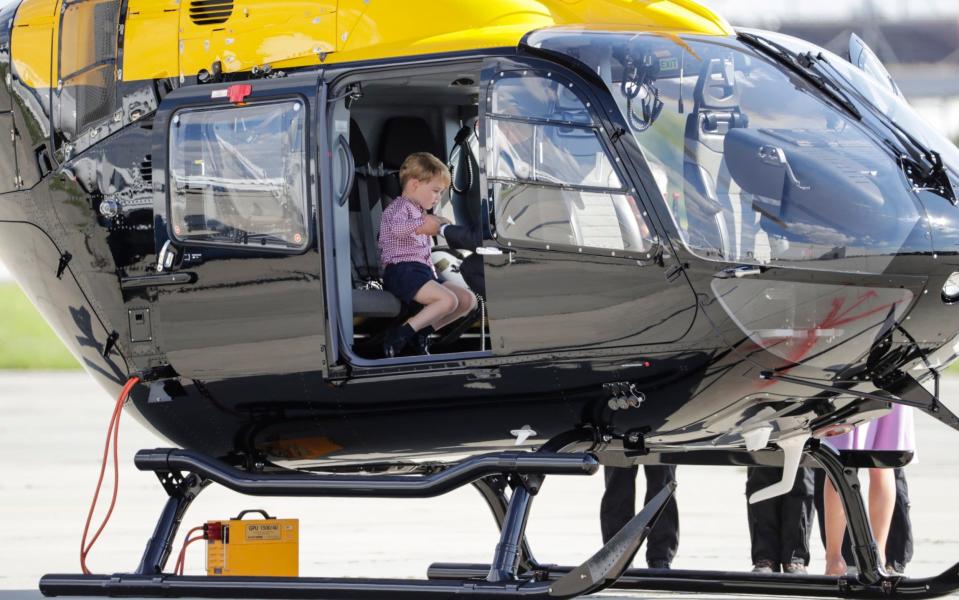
3;0;959;597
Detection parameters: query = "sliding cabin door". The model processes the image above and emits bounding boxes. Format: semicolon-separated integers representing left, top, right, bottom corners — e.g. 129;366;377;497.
150;78;327;380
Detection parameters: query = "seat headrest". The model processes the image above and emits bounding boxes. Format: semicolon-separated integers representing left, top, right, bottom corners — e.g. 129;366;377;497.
379;117;442;168
349;119;371;165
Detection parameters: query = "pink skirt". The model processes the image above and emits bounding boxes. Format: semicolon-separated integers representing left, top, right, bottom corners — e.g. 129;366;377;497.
827;404;917;459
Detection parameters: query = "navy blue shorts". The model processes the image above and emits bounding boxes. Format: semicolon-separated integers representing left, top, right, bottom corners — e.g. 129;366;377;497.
383;262;440;305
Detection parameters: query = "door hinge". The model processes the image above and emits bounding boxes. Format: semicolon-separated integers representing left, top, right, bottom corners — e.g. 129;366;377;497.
56;251;73;279
102;331;120;358
327;364;350;381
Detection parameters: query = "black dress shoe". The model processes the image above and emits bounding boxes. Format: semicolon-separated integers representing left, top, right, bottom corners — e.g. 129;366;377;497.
409;326;434;356
383;324;415;358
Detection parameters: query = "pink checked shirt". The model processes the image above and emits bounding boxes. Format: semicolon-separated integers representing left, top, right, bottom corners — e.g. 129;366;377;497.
378;196;434;271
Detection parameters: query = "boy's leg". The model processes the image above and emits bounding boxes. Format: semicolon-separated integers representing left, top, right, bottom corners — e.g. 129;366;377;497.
433;282;477;330
409;281;459;330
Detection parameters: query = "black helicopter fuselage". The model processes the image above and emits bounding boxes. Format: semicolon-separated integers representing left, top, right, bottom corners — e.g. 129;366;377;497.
3;2;959;472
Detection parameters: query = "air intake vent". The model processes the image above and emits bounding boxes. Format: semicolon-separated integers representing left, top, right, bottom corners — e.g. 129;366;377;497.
139;155;153;186
189;0;233;25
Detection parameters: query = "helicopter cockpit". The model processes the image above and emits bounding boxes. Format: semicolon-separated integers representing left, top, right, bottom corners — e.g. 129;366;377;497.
527;30;937;275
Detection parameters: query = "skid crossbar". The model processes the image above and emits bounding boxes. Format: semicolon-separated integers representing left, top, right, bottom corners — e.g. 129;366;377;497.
134;448;599;497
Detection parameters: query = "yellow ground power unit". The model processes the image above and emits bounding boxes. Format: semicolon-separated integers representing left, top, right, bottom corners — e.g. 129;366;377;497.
206;510;299;577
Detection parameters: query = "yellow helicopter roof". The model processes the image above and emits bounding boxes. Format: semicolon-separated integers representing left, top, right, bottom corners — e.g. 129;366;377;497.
12;0;732;88
329;0;733;63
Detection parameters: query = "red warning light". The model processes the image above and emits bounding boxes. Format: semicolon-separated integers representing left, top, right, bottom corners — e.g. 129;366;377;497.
227;84;252;104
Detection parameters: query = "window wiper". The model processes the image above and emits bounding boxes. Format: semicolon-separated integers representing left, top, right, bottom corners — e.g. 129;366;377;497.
810;52;956;202
740;31;956;203
738;31;862;121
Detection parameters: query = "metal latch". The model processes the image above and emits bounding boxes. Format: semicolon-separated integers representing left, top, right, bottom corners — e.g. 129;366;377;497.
156;240;177;273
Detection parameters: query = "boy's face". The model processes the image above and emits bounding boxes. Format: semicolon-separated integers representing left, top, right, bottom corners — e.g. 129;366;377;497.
406;176;447;211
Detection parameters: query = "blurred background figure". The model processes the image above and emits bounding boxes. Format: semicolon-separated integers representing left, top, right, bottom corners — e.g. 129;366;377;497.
746;467;815;574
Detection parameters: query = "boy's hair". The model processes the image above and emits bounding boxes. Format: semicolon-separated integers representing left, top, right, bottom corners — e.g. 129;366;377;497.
399;152;451;189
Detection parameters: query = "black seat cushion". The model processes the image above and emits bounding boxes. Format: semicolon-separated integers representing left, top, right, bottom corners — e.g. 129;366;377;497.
352;288;402;319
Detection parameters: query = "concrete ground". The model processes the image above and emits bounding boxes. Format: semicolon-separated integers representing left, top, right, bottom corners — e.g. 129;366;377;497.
2;372;959;599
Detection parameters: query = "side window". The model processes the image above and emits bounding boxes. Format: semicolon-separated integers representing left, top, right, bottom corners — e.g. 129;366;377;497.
58;0;119;141
168;100;309;251
488;73;651;255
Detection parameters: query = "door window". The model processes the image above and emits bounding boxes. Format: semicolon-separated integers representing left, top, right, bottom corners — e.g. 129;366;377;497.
487;73;652;255
168;100;309;251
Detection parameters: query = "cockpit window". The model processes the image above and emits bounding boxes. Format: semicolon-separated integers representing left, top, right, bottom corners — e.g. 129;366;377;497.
491;76;593;124
169;101;309;251
527;31;932;273
488;73;652;255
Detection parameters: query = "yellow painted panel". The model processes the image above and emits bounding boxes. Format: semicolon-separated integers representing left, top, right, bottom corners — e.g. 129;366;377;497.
11;0;56;88
333;0;732;61
123;0;180;80
12;0;56;25
178;0;336;77
16;0;732;87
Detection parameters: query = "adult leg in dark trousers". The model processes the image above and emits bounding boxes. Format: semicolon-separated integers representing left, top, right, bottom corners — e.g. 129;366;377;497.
814;468;913;573
746;466;815;572
600;465;679;568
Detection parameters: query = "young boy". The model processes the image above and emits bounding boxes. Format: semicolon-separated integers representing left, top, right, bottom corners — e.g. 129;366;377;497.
378;152;477;357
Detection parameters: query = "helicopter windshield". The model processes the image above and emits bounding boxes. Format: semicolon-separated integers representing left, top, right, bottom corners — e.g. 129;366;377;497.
526;30;933;273
747;29;959;176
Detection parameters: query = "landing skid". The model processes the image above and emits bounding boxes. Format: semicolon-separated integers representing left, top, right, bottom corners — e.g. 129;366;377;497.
39;441;959;599
427;563;959;599
40;447;672;599
429;441;959;599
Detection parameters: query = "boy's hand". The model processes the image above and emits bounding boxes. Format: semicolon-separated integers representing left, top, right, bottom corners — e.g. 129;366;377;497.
416;214;444;236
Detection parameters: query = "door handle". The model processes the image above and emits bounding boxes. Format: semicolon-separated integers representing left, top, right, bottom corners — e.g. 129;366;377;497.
475;245;515;264
121;272;196;289
474;246;514;256
156;240;178;272
715;265;763;279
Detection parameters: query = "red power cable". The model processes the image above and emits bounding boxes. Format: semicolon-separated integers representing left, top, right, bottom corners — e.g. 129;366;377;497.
79;376;140;575
173;526;206;576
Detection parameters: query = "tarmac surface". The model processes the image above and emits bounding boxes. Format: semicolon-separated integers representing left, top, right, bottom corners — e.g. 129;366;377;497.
2;371;959;599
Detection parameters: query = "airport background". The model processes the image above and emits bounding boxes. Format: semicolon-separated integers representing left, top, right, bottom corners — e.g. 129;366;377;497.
2;1;959;596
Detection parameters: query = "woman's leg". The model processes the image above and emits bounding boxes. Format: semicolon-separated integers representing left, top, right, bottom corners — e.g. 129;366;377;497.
408;281;458;331
824;479;848;576
868;468;896;561
433;283;476;330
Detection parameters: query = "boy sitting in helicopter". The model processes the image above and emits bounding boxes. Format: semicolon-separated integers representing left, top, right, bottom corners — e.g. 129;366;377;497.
378;152;477;357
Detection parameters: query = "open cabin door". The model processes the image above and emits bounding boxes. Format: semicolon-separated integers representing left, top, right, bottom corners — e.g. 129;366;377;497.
150;77;327;380
478;57;698;355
